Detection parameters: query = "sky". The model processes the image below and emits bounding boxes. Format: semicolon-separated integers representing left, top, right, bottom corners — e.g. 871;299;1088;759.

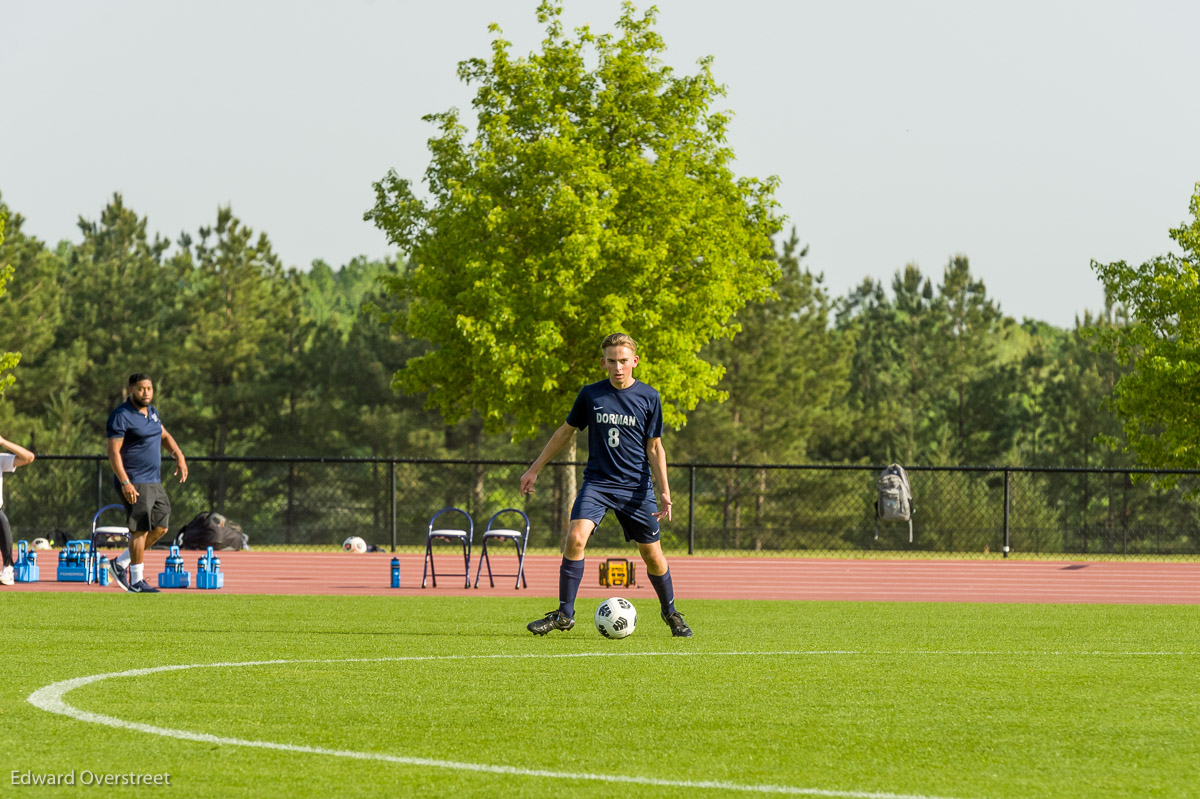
3;0;1198;328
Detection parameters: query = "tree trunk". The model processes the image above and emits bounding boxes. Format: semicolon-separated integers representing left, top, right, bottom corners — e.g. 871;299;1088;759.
470;422;485;518
754;467;766;551
285;464;295;545
727;411;740;549
561;435;577;550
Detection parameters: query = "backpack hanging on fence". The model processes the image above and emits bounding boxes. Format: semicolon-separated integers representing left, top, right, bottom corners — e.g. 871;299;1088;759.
874;464;914;542
174;511;249;551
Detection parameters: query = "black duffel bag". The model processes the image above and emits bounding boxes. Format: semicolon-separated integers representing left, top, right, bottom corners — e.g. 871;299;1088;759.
174;511;249;550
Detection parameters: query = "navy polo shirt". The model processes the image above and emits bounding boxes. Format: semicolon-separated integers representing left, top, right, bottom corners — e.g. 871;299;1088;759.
106;400;163;484
566;379;664;490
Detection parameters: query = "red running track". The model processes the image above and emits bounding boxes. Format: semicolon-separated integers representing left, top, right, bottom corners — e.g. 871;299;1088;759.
9;551;1200;604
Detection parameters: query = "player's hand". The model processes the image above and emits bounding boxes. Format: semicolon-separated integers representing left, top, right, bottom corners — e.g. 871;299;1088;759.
654;492;672;522
122;483;139;504
175;456;189;483
520;468;538;496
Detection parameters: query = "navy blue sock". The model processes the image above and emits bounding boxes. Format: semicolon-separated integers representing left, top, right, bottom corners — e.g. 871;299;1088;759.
559;557;585;618
649;570;675;616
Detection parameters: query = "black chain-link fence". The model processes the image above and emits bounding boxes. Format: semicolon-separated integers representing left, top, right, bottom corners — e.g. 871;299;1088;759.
7;456;1200;558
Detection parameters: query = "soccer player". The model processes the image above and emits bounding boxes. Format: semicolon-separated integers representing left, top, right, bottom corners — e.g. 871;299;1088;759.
521;333;692;637
105;373;188;593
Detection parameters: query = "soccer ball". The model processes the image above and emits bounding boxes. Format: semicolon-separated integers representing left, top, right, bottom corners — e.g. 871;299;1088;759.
31;537;52;551
594;597;637;639
342;536;367;553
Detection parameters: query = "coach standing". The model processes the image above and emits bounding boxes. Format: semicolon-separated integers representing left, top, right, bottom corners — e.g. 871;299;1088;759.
105;373;188;593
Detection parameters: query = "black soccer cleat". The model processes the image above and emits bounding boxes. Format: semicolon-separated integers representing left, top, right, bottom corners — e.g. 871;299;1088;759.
662;610;693;637
130;580;161;594
527;609;575;636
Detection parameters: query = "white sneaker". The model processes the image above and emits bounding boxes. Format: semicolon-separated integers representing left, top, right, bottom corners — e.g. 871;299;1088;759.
0;565;13;585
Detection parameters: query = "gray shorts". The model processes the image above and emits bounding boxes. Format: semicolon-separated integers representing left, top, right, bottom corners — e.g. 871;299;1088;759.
121;483;171;533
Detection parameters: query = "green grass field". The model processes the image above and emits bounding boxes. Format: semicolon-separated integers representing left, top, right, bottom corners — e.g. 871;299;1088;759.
4;594;1198;798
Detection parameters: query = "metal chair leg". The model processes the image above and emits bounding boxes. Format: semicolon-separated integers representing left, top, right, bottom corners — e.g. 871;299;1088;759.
422;540;436;588
461;540;471;588
514;538;528;589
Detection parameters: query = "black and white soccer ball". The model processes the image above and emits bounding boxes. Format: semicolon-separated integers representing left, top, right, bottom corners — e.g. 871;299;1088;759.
594;597;637;639
342;536;367;553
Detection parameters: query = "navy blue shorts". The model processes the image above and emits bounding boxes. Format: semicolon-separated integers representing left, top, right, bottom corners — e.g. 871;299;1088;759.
571;483;660;544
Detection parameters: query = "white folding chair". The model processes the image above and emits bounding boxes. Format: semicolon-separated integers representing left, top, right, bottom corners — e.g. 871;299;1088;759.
88;504;131;584
421;507;473;588
474;508;530;589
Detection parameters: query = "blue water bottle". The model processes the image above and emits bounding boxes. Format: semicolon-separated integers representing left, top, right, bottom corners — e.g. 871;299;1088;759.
98;555;110;586
390;557;400;588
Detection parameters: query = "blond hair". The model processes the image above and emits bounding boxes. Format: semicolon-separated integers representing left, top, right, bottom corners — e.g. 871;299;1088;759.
600;333;637;354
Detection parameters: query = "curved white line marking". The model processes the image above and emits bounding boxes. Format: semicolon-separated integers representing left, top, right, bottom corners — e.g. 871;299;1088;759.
30;649;1193;798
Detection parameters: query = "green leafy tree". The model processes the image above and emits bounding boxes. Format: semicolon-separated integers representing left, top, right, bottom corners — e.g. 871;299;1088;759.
835;265;938;463
0;200;75;447
53;195;180;422
671;229;852;548
171;208;307;460
673;229;851;464
0;209;19;396
930;255;1016;463
836;257;1023;466
366;0;781;449
1038;308;1129;467
1091;182;1200;470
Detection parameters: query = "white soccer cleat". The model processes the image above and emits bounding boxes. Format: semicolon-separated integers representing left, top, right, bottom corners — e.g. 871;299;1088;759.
0;565;14;585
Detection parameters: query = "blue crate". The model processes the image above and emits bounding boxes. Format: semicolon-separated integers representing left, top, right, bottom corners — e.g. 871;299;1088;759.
158;545;192;589
57;540;94;583
159;570;192;589
15;540;39;583
196;546;224;590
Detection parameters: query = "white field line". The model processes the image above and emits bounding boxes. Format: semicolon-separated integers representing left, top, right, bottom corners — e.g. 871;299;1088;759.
26;650;1197;798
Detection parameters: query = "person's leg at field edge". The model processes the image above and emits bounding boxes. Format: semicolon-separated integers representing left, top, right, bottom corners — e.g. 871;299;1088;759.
0;509;14;584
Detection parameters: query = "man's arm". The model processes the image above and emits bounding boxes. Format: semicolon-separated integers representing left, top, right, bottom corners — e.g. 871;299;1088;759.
107;437;139;504
646;437;672;522
161;425;188;482
520;423;578;495
0;434;35;467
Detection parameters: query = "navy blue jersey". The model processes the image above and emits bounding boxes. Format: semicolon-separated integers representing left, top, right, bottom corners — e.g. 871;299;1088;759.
566;379;664;490
106;400;163;484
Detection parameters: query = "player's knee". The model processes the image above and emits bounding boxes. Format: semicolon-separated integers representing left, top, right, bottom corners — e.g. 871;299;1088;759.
639;549;668;574
565;530;589;553
565;524;592;555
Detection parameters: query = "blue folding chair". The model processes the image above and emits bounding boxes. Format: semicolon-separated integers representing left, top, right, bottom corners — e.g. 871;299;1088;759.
88;504;130;584
421;507;473;588
474;508;530;589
